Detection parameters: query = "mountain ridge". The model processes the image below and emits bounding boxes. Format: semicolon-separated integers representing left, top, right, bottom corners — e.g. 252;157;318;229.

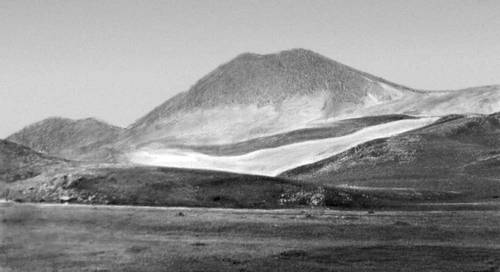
6;48;500;162
7;117;124;161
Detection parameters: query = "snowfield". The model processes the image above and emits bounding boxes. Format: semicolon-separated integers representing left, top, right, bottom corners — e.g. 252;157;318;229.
128;117;439;176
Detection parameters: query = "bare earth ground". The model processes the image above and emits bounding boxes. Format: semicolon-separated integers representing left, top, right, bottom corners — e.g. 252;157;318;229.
1;202;500;272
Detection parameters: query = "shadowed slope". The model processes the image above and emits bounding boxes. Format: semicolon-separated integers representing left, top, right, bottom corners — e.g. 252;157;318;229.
2;165;399;208
280;112;500;199
0;140;66;182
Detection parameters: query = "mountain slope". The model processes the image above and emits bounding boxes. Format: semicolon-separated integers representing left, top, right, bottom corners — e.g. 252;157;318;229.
171;115;415;156
0;140;66;182
128;117;438;176
122;49;500;148
7;117;124;161
280;112;500;199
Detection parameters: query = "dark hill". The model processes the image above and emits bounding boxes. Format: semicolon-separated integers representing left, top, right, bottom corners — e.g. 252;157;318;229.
0;140;66;182
280;112;500;199
2;165;399;209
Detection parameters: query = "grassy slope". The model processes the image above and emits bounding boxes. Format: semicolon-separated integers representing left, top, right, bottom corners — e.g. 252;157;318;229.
1;166;361;208
280;113;500;199
2;164;462;209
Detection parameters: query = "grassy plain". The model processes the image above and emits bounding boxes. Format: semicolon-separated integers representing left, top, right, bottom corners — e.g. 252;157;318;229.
1;202;500;271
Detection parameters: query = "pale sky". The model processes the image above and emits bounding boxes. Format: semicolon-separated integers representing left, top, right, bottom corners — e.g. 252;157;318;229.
1;0;499;137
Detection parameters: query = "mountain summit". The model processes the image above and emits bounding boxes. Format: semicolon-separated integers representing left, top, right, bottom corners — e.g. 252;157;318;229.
130;48;415;129
122;49;500;147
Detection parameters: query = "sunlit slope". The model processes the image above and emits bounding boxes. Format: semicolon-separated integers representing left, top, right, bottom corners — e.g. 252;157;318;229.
168;115;415;156
128;117;438;176
280;112;500;198
343;85;500;119
122;49;499;148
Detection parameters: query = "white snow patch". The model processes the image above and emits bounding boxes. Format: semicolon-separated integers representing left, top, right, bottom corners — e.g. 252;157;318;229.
128;117;439;176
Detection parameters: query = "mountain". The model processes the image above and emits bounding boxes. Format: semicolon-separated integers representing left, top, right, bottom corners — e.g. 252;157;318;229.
3;48;500;207
0;140;66;182
6;49;500;181
279;112;500;199
7;117;124;161
122;49;500;148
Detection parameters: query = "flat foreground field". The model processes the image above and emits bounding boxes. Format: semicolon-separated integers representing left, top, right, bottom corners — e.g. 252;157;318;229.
1;203;500;271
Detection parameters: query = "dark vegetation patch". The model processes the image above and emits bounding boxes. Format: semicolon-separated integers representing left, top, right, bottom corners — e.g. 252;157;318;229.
125;245;149;254
278;249;308;259
393;220;411;226
191;242;208;247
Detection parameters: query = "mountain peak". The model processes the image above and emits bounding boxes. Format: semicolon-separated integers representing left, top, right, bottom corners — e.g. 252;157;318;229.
126;49;417;145
120;49;500;147
140;48;392;112
233;48;324;61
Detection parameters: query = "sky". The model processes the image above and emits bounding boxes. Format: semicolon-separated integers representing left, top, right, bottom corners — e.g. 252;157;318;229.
1;0;499;138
